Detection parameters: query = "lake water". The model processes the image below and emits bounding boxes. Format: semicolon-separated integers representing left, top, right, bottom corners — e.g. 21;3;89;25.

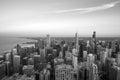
0;37;37;53
0;36;120;54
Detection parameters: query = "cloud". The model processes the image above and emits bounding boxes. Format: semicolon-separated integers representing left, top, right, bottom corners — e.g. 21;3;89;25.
52;1;120;14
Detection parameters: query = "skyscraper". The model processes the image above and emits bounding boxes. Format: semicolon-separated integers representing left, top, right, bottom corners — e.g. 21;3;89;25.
87;54;95;67
65;51;72;61
46;34;51;47
34;55;40;71
55;64;77;80
75;33;79;51
5;61;12;76
83;51;87;61
23;65;34;77
86;40;91;54
109;66;120;80
39;68;50;80
40;48;46;63
72;48;78;70
13;55;20;73
78;40;84;62
12;48;18;55
0;62;6;80
100;51;108;63
89;63;99;80
116;52;120;66
92;31;97;54
5;53;11;62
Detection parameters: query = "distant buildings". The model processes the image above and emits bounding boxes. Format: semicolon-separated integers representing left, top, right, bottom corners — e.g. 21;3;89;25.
0;32;120;80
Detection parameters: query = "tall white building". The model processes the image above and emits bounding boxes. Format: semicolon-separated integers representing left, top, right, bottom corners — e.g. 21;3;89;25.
87;54;95;67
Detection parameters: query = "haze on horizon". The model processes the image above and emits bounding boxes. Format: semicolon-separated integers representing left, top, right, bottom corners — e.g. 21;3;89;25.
0;0;120;37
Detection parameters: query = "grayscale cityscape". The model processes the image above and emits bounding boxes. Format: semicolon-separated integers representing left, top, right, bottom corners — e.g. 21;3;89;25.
0;0;120;80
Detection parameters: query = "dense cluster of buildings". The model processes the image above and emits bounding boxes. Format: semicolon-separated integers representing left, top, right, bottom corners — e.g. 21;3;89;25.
0;32;120;80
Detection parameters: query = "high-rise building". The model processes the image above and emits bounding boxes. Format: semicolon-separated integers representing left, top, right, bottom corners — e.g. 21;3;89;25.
72;48;78;70
62;43;68;59
22;57;28;65
53;49;58;58
34;55;40;71
78;41;84;62
65;51;72;65
116;52;120;66
83;51;87;61
0;55;4;61
78;62;98;80
5;61;12;76
86;40;91;54
16;44;21;55
38;39;43;49
39;68;50;80
45;46;53;62
13;55;20;73
108;49;112;58
65;51;72;61
39;48;46;63
46;34;51;47
59;51;63;58
109;66;120;80
35;71;39;80
37;39;46;50
0;62;6;80
92;31;97;54
5;53;11;62
55;43;61;57
87;54;95;67
100;51;108;63
23;65;34;77
12;48;17;55
78;62;90;80
97;45;102;54
55;64;77;80
111;41;116;57
89;63;99;80
75;33;79;51
54;58;64;65
28;58;34;65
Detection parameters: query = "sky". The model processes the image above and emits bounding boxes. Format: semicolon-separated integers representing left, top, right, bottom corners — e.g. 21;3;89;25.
0;0;120;37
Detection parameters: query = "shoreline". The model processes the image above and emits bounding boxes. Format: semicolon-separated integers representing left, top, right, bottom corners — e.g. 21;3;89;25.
0;37;37;55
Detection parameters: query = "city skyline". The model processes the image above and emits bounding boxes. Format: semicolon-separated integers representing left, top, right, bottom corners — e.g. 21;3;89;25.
0;0;120;37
